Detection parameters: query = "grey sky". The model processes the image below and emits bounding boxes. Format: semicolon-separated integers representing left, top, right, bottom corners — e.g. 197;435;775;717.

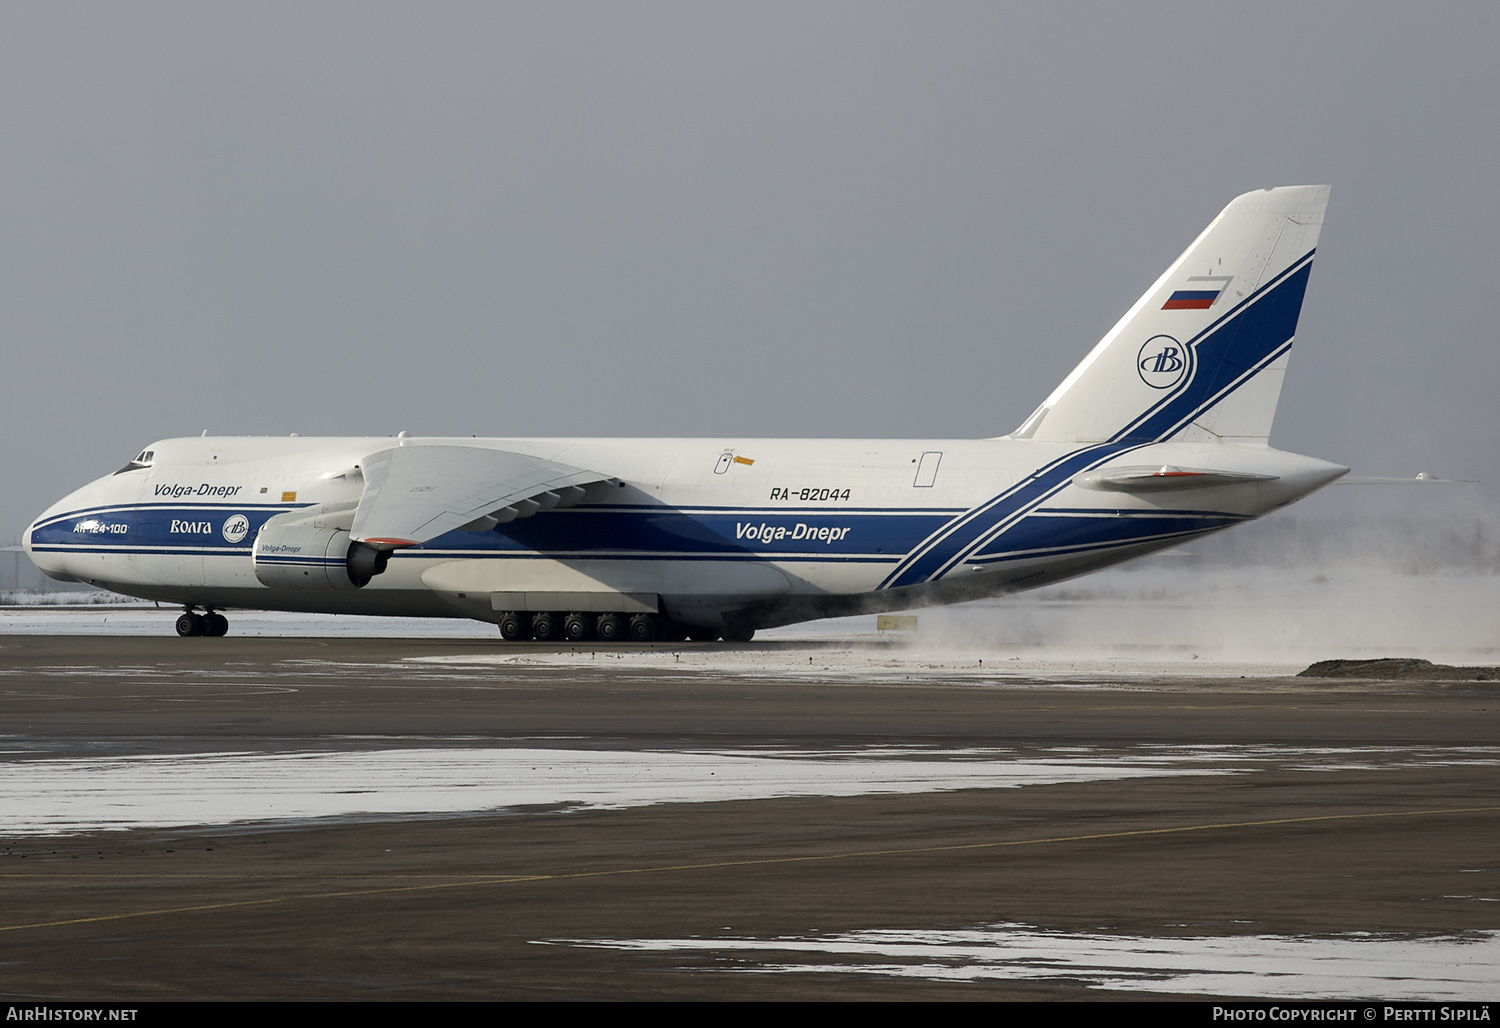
3;3;1497;539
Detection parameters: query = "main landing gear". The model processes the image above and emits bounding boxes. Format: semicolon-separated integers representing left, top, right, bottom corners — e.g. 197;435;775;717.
175;608;229;637
494;611;754;645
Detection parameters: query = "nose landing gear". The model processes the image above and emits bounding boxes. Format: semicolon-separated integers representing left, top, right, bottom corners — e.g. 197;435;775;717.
175;608;229;637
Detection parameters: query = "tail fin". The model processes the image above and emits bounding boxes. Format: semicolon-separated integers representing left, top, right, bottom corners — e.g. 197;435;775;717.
1013;185;1329;446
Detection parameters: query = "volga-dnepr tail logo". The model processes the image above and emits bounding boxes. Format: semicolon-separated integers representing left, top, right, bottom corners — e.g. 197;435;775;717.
1137;334;1188;389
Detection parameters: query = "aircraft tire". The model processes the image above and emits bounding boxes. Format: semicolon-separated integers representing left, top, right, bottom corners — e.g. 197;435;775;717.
531;611;560;642
175;613;201;637
497;612;527;641
205;613;229;637
656;620;690;643
563;612;593;642
627;613;657;642
722;626;756;643
595;613;625;642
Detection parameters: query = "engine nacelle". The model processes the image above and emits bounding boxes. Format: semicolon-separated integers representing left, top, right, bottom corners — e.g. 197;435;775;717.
252;508;388;589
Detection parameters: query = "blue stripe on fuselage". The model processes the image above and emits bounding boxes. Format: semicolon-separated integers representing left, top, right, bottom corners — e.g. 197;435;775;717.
29;504;958;561
29;505;295;553
32;498;1262;573
414;508;953;558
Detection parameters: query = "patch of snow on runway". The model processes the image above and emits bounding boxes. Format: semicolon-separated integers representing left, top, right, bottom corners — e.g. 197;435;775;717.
2;744;1493;838
559;922;1500;1000
0;745;1223;837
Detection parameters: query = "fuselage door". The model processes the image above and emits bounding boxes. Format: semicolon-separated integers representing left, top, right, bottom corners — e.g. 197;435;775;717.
913;451;942;488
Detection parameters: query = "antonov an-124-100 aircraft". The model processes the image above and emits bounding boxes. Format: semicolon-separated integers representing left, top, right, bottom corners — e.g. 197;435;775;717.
26;185;1346;641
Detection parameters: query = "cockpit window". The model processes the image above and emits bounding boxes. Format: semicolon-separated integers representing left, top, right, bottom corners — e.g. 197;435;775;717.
113;450;155;475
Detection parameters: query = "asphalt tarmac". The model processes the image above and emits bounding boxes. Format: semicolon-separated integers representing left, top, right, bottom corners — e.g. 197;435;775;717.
1;635;1497;1000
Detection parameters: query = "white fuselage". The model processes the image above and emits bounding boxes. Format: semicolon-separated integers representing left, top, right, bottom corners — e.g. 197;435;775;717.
25;434;1346;631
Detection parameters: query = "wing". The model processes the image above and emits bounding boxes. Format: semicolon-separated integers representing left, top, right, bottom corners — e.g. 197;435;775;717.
350;444;616;548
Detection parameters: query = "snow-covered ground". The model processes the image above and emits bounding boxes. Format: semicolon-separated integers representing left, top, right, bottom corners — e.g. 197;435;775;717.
2;563;1494;664
559;922;1500;1000
4;742;1490;838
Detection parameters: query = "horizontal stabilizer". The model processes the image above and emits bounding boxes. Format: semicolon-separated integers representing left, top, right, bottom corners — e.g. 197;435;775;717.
1076;465;1278;492
351;444;614;548
1339;473;1478;485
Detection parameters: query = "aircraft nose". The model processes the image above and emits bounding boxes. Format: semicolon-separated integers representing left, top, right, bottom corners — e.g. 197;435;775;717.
22;503;82;584
21;509;46;560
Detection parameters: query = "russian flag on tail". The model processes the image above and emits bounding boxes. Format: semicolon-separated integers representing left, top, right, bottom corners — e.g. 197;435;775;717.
1162;288;1221;310
1161;275;1231;310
